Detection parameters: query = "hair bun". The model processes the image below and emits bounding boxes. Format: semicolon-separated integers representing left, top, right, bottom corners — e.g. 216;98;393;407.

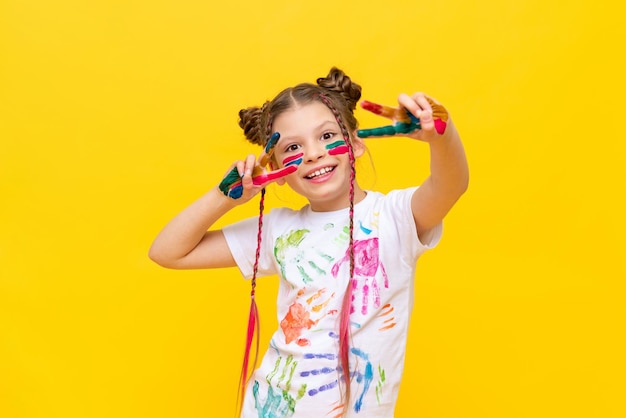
238;103;268;146
316;67;362;111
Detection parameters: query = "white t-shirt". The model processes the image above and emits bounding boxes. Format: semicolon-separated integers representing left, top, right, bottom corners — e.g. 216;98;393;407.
223;188;442;417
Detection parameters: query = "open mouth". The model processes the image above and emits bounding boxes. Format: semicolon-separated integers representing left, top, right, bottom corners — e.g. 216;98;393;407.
305;166;335;179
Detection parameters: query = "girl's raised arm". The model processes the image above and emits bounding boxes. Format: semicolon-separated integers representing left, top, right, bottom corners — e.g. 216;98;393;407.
150;134;301;269
357;93;469;241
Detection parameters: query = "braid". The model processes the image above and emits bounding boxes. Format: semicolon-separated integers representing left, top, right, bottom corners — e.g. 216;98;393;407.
251;188;266;299
319;93;356;413
237;109;275;414
237;188;264;413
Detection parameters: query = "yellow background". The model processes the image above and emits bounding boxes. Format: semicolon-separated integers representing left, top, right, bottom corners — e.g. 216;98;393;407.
1;0;624;417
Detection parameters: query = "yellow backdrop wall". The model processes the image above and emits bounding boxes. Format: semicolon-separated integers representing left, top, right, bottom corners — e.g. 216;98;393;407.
1;0;624;417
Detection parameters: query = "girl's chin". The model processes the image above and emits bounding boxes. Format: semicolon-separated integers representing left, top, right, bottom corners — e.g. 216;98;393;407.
307;192;352;211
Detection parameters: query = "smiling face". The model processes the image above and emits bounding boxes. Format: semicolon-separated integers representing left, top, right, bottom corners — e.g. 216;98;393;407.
272;101;366;212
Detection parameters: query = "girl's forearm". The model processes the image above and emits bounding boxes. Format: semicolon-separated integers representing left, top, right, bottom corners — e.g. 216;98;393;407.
148;186;237;267
412;119;469;234
428;120;469;199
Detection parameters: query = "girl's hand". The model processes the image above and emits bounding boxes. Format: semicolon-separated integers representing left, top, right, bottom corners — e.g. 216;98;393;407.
218;132;301;201
357;93;449;143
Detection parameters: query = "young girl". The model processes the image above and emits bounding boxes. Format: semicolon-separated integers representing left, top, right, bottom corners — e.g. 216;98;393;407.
149;67;469;417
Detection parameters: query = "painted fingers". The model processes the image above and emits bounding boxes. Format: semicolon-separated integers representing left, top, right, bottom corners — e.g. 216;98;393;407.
357;95;449;139
257;131;281;167
357;101;421;138
251;152;303;185
218;132;302;199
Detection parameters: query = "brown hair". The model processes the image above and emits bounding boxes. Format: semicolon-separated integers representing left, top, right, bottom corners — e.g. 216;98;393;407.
238;67;362;147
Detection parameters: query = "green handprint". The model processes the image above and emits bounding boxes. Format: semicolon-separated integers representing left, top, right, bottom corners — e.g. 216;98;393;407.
275;229;336;285
252;355;306;417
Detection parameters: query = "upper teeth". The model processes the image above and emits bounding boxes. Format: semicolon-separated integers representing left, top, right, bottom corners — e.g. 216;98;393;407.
307;167;333;179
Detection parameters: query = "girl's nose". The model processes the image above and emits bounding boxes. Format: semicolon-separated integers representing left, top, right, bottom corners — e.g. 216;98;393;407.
304;143;326;162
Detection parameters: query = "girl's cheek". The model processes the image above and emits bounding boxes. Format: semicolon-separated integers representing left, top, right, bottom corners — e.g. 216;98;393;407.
326;140;349;156
282;153;304;168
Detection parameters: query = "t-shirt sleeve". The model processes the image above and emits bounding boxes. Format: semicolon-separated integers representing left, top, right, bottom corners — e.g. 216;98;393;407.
221;214;277;279
385;187;443;258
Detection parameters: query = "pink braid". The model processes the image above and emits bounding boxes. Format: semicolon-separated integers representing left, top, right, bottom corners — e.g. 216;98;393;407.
237;187;266;413
237;110;273;414
319;93;356;413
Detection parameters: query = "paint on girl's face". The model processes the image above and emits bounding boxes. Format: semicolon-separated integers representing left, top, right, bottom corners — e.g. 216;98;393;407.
282;152;304;167
326;140;349;156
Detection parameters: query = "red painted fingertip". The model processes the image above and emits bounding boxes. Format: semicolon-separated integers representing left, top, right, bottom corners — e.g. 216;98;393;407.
361;100;383;115
434;119;447;134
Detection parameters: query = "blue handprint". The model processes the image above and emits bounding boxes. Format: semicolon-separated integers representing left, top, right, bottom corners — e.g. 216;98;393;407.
300;337;382;414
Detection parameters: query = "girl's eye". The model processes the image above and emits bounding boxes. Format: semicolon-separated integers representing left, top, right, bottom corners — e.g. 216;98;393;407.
322;132;334;141
285;144;300;153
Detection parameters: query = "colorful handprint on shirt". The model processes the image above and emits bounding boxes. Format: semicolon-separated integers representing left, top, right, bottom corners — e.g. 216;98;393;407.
280;288;337;346
300;339;384;415
252;355;306;418
280;302;315;346
331;238;389;316
275;229;337;285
